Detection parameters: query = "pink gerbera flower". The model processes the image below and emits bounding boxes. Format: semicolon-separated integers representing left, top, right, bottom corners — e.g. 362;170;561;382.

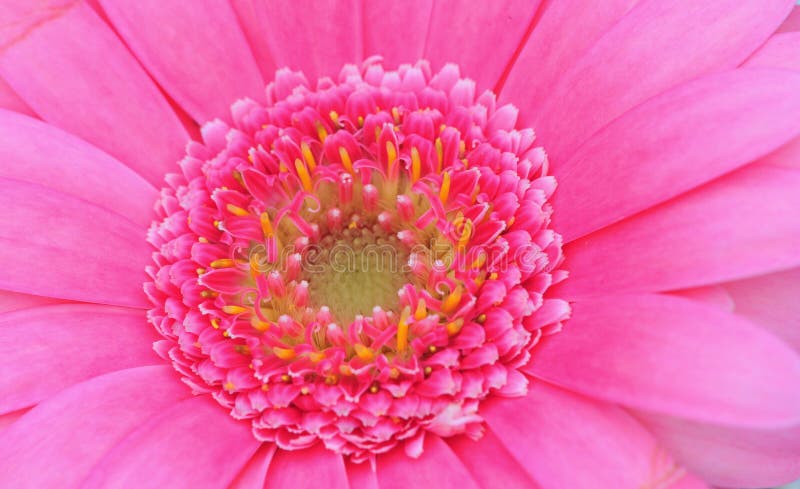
1;1;800;488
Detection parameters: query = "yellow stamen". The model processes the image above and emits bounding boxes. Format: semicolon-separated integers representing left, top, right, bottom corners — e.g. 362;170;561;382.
329;110;340;125
410;147;421;182
476;313;487;324
260;212;274;238
198;237;209;243
226;203;249;216
458;219;473;252
309;351;325;363
315;120;328;141
446;318;464;335
224;381;235;392
209;258;235;268
300;142;316;171
222;305;248;315
211;318;221;329
396;306;411;352
294;158;313;191
354;343;375;362
442;285;463;314
439;171;451;203
250;317;271;331
391;107;401;124
232;170;244;186
414;298;427;321
470;251;487;269
338;146;354;174
386;140;398;174
196;267;206;275
435;137;443;172
273;347;296;361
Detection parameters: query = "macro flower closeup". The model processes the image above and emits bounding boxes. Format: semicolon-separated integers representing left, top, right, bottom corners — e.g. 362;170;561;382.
1;0;800;488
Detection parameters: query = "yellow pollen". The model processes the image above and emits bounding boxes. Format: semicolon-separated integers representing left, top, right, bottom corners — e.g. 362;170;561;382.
414;298;427;321
428;345;437;353
250;317;271;331
386;140;398;173
507;216;515;227
232;170;244;186
396;306;411;352
211;318;220;329
435;137;443;172
300;142;316;171
260;212;274;238
338;146;354;174
198;237;209;243
446;318;464;335
222;330;230;338
294;158;313;191
301;386;310;395
477;313;487;324
200;290;217;298
224;381;235;392
196;268;206;275
389;368;400;379
391;107;401;124
309;351;325;363
226;203;249;216
458;140;466;157
222;305;248;315
273;347;296;360
340;365;353;376
354;343;375;362
471;251;487;269
315;120;328;141
410;147;421;182
357;115;364;127
442;285;463;314
458;219;473;252
281;374;291;383
370;384;379;394
261;384;269;391
329;110;340;124
209;258;235;268
489;272;498;280
424;366;432;375
439;171;451;203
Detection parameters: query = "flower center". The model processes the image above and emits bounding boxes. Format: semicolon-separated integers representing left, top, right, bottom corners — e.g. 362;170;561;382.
145;59;569;462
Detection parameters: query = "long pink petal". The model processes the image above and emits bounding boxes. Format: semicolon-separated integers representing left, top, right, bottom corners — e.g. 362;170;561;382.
99;0;264;123
0;408;27;434
228;0;278;80
347;460;379;489
778;5;800;32
668;285;734;311
0;290;60;314
424;0;541;90
638;412;800;488
499;0;638;123
448;431;541;488
264;445;349;489
0;109;156;227
744;32;800;70
0;366;189;489
81;395;259;489
525;294;800;428
227;444;276;489
0;179;152;308
558;165;800;298
551;69;800;241
484;383;686;488
0;0;188;186
377;435;481;489
0;304;158;414
363;0;432;68
533;0;794;163
723;268;800;351
0;77;32;115
253;1;362;82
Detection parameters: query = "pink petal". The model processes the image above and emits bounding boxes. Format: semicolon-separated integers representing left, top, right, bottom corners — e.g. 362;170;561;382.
0;179;152;308
81;395;259;489
638;412;800;488
228;0;278;80
533;0;794;163
551;69;800;241
499;0;637;123
448;431;541;488
363;0;432;68
525;294;800;428
253;1;362;81
228;444;276;489
99;0;264;122
0;290;60;314
377;435;481;489
0;408;27;434
0;366;189;489
0;304;158;414
778;5;800;33
0;77;33;116
723;268;800;351
559;165;800;298
265;445;349;489
759;136;800;169
0;0;188;186
744;32;800;70
0;110;156;227
347;460;379;489
424;0;541;90
668;286;733;311
483;383;684;488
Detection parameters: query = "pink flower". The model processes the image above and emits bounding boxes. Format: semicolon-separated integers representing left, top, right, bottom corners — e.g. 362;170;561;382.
0;1;799;488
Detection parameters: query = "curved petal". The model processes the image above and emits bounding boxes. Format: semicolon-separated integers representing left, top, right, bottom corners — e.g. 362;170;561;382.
0;0;188;186
525;294;800;428
254;1;362;82
229;0;278;80
0;304;159;414
80;395;259;489
744;32;800;70
228;444;276;489
558;165;800;298
363;0;433;68
668;285;733;311
424;0;541;90
0;77;33;115
0;408;27;434
551;69;800;241
347;460;378;489
377;435;480;489
533;0;794;163
264;444;349;489
723;268;800;351
448;431;541;488
0;179;152;308
778;5;800;33
483;383;688;489
637;412;800;488
499;0;638;124
99;0;264;122
0;109;156;227
0;366;189;489
0;290;60;314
